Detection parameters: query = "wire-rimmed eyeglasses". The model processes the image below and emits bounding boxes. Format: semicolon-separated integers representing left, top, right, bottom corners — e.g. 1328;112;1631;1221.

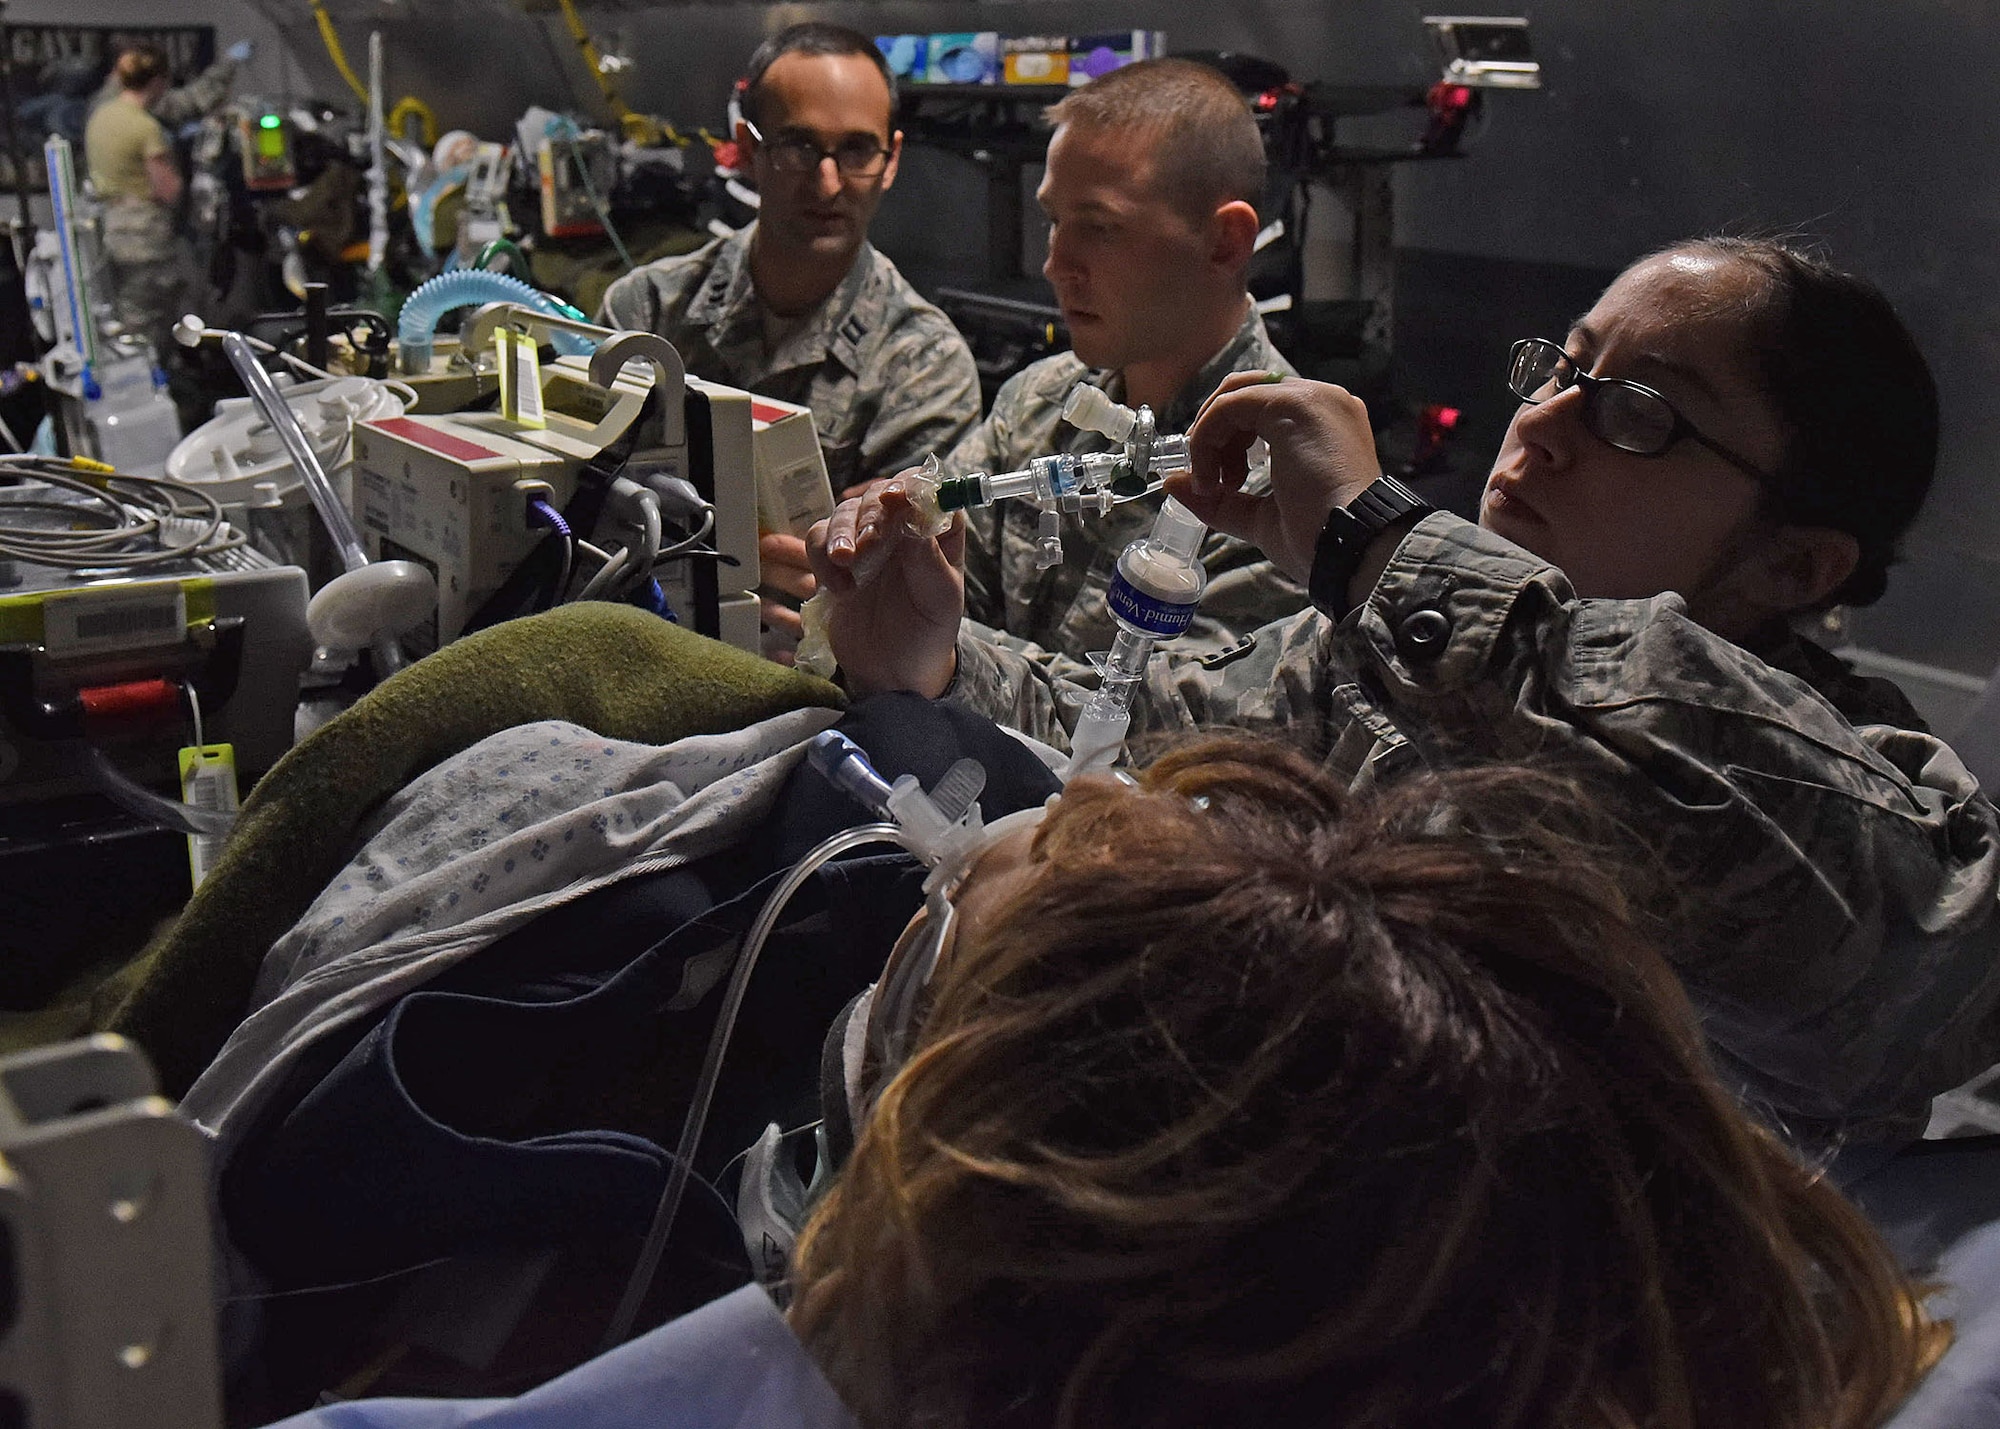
1507;337;1776;484
742;118;892;177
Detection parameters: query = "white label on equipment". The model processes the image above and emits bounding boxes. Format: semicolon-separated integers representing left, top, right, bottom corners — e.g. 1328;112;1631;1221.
497;328;546;430
42;586;187;657
179;742;240;891
777;458;834;534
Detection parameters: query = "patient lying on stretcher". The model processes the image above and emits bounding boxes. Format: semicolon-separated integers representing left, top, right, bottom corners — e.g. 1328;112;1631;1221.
272;731;1946;1429
785;736;1945;1429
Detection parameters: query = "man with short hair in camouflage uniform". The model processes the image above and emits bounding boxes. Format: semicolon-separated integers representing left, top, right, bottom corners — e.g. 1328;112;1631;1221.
598;23;979;653
945;58;1306;660
808;239;2000;1152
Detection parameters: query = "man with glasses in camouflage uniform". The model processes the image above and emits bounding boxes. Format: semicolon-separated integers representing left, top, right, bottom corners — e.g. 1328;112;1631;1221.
599;23;979;654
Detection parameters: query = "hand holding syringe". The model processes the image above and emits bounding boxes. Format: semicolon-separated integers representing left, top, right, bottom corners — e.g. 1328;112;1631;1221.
802;386;1218;780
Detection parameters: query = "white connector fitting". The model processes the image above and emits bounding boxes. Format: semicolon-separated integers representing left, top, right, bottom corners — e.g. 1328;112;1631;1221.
1061;384;1136;443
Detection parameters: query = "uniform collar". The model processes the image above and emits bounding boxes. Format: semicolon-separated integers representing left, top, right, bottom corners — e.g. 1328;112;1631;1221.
1067;300;1279;433
689;223;880;379
1751;624;1932;733
684;226;757;329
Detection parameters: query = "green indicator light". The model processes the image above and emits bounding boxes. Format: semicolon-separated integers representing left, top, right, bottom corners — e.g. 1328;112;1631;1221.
259;114;281;129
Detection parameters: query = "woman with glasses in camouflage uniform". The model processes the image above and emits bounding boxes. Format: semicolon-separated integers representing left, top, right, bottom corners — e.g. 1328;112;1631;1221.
808;237;2000;1154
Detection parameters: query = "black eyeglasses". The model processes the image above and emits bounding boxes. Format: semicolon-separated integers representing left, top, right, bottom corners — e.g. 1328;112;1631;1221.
1506;337;1776;484
742;119;892;177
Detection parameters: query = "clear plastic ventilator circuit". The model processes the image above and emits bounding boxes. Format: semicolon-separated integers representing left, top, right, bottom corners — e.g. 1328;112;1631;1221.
1066;496;1210;778
909;383;1218;779
899;385;1193;567
603;730;1045;1352
795;387;1212;777
793;388;1196;679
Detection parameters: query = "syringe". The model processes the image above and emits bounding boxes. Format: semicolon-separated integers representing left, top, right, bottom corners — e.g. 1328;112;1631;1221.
1065;496;1209;779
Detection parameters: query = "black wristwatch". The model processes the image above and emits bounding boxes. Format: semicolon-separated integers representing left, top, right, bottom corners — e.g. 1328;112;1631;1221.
1307;475;1433;621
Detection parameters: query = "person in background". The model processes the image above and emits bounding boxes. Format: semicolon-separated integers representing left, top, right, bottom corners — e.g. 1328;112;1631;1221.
84;44;233;362
598;22;980;655
809;236;2000;1151
89;37;252;130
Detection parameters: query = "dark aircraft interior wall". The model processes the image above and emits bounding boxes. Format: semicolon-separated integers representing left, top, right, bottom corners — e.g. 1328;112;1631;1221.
30;0;2000;695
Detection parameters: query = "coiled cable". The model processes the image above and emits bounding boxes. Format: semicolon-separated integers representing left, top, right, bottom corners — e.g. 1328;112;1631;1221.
0;458;245;570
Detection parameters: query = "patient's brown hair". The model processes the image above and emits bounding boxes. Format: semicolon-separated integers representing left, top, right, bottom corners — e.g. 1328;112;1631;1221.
789;736;1941;1429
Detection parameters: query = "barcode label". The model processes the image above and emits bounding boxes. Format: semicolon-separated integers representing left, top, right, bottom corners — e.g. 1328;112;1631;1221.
515;341;545;427
179;743;240;892
77;605;179;641
44;586;187;656
497;328;546;430
184;771;225;812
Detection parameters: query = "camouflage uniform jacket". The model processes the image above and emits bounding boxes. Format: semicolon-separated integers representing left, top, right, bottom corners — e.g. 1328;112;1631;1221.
947;302;1304;659
947;511;2000;1145
598;226;980;493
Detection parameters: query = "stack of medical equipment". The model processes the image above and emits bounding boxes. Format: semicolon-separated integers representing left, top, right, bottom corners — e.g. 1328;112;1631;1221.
166;371;409;575
170;281;784;668
214;329;432;679
352;304;770;656
0;451;311;813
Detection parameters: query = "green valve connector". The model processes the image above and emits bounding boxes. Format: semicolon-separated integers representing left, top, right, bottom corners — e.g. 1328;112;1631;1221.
935;476;982;512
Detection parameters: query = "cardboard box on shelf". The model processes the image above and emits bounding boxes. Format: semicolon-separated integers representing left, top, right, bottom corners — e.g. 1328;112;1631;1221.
1002;35;1070;85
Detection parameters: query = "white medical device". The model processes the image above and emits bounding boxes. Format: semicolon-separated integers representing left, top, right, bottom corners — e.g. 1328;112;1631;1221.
351;309;768;655
0;1036;221;1429
30;137;181;476
0;526;311;804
